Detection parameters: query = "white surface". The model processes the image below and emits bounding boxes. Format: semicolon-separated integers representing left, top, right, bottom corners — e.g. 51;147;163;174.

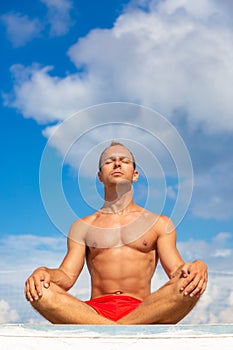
0;324;232;350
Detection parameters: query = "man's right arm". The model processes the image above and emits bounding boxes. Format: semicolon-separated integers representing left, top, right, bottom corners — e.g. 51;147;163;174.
25;220;86;302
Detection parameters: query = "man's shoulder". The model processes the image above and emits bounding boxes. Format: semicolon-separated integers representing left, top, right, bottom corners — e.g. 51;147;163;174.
142;209;170;222
141;210;174;233
68;212;101;245
74;211;99;223
153;214;175;235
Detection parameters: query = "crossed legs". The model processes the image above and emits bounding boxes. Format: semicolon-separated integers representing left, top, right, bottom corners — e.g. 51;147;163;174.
30;282;115;324
118;275;199;324
30;275;199;324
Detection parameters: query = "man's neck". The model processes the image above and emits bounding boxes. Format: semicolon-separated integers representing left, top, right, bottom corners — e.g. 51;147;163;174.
101;187;135;215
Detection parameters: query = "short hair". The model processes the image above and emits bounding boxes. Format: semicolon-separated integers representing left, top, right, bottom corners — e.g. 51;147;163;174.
98;141;136;171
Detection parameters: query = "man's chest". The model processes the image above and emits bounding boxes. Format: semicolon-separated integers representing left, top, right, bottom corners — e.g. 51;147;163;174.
85;212;158;249
85;224;157;251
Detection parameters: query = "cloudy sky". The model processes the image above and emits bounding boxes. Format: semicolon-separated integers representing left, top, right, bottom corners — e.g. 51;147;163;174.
0;0;233;324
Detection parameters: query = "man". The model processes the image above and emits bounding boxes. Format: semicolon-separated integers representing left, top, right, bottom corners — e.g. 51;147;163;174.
25;141;208;324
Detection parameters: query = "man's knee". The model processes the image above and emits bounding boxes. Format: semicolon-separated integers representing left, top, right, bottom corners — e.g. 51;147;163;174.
167;275;200;300
30;282;64;310
168;274;201;310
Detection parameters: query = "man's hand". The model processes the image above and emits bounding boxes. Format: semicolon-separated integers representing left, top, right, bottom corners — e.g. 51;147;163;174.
179;260;208;297
24;267;51;302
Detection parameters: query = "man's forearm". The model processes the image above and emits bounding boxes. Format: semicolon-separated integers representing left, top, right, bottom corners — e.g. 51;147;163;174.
169;261;185;279
42;266;74;291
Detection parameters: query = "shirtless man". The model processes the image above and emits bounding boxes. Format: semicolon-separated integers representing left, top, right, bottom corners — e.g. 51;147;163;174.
25;141;208;324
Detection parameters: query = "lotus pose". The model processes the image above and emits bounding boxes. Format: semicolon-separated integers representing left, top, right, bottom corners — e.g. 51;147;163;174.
25;141;208;324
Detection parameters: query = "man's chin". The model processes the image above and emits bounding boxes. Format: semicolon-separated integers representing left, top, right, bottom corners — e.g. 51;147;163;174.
111;177;129;183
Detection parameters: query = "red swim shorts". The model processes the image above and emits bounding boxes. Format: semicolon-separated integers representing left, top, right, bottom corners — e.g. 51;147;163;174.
85;295;142;321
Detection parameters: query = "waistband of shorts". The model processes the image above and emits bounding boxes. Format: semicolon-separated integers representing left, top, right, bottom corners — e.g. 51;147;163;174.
86;295;143;303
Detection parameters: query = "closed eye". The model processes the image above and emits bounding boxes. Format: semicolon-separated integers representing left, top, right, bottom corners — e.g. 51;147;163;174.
104;157;131;165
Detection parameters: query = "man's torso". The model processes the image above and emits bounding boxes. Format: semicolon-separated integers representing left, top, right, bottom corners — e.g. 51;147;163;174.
83;208;161;300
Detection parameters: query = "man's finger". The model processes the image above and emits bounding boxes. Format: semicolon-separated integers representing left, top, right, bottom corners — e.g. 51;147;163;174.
24;281;34;302
27;277;40;301
181;263;191;277
42;272;50;288
180;271;197;291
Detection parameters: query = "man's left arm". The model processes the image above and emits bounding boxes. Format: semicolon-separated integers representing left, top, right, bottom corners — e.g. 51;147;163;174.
157;216;208;297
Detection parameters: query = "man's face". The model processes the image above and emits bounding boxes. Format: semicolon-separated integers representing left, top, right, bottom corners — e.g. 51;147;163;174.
98;145;138;185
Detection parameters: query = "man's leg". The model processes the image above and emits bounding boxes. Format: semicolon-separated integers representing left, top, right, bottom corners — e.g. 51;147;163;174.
117;275;200;324
30;282;115;324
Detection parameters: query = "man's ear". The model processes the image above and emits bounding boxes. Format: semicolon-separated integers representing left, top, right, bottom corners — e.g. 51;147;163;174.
132;170;139;182
97;171;103;182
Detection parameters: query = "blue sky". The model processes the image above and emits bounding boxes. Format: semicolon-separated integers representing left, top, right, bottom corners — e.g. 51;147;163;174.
0;0;233;324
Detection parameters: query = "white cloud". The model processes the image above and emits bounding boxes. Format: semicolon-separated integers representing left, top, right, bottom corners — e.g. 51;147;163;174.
6;0;233;131
1;0;74;48
4;0;233;221
166;186;177;200
178;232;233;261
0;234;65;272
213;249;231;258
67;1;233;133
0;300;19;323
1;12;42;47
229;290;233;306
8;64;84;123
191;159;233;220
41;0;74;36
155;0;217;18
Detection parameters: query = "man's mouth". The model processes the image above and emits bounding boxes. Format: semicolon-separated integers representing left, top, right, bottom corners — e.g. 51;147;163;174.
111;171;123;175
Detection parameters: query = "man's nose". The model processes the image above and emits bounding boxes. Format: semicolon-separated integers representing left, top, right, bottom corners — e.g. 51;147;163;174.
114;158;121;167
